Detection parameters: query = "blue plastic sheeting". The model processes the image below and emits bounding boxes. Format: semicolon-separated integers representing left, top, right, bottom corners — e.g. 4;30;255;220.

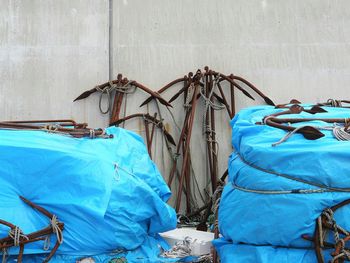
213;238;332;263
0;126;176;258
220;153;350;247
3;235;184;263
216;105;350;261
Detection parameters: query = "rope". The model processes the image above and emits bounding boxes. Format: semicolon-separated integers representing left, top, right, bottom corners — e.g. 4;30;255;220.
51;215;63;244
141;115;161;129
201;75;225;135
272;126;315;147
320;208;350;262
161;236;194;258
318;216;325;248
333;125;350;141
43;235;50;251
268;120;350;145
331;252;350;263
183;83;194;110
327;99;343;107
96;85;112;114
114;81;136;94
89;129;95;139
206;135;220;157
232;183;328;195
96;81;135;114
212;185;224;215
172;153;181;161
237;153;350;192
8;227;28;246
43;125;59;133
114;163;121;181
1;248;7;263
200;86;226;111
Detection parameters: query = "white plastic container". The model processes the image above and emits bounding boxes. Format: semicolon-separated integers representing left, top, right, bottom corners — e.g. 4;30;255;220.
160;228;214;256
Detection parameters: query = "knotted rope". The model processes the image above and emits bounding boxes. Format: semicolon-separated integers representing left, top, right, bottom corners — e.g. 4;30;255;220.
96;81;135;114
8;227;28;246
201;74;225;135
318;208;350;263
51;215;63;245
42;215;63;251
327;99;343;107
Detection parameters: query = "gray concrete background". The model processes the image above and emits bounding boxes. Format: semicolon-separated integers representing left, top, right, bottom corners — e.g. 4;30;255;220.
1;0;350;206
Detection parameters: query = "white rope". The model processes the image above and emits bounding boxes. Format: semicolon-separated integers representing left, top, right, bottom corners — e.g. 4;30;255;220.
43;125;59;133
89;129;95;139
333;126;350;141
272;125;335;146
272;126;309;147
114;162;137;179
43;235;50;251
8;227;28;246
161;236;194;258
51;215;63;244
1;248;7;263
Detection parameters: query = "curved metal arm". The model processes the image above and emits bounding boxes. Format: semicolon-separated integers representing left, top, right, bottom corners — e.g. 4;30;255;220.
229;74;275;105
140;67;271;107
19;196;64;263
110;113;176;146
74;75;172;108
265;118;325;140
140;76;188;107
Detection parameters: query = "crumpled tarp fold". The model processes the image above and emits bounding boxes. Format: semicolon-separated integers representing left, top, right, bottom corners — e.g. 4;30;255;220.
0;126;177;262
215;105;350;262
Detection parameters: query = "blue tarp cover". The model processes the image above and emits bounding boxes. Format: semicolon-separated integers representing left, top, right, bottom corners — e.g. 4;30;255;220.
0;126;177;262
215;105;350;262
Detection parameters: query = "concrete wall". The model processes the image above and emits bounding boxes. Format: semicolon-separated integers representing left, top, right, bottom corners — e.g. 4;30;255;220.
1;0;350;207
0;0;109;127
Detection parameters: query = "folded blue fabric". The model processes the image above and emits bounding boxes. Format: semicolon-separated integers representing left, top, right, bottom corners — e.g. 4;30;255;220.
0;127;176;258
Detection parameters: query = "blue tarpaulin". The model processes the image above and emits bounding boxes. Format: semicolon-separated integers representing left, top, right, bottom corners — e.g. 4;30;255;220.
0;126;177;262
215;105;350;262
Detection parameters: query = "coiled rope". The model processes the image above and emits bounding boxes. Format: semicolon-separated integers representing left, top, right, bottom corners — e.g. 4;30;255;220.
161;236;194;258
333;125;350;141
